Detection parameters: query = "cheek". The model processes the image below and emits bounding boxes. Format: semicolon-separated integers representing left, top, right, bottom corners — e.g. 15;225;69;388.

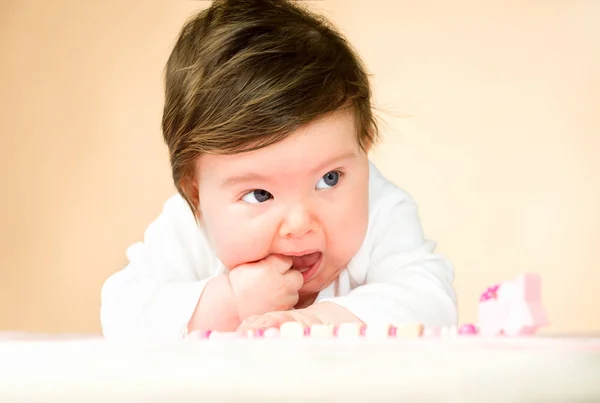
329;195;368;261
321;179;370;272
200;202;277;269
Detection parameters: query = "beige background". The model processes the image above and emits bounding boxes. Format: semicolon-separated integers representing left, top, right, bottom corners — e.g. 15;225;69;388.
1;0;598;335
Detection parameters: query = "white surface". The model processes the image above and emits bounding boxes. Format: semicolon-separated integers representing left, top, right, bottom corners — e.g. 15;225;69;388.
1;336;599;403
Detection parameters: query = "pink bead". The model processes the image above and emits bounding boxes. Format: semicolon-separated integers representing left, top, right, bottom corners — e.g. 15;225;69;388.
303;327;311;336
458;324;478;335
359;325;366;336
423;327;441;338
199;330;212;339
188;330;211;339
389;326;397;337
255;328;264;337
245;328;263;338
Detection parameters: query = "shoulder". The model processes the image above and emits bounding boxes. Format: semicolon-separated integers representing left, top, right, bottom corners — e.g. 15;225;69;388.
128;193;224;278
362;160;426;251
367;160;419;220
343;161;425;279
142;193;200;246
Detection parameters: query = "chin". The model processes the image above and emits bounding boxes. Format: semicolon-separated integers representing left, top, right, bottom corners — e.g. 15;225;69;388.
299;284;320;295
301;274;336;295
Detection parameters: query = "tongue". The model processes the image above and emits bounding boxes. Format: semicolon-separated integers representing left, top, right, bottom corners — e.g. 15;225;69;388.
291;252;321;269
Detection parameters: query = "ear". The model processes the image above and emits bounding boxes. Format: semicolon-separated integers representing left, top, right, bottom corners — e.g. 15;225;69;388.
361;134;374;155
180;174;202;222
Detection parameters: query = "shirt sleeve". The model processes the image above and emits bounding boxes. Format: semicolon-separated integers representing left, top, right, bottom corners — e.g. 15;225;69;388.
320;186;458;328
100;195;221;341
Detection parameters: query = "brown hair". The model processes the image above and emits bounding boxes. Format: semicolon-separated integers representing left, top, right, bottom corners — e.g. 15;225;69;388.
162;0;378;219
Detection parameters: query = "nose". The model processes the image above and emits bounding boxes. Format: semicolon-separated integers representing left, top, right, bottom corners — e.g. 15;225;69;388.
278;203;316;239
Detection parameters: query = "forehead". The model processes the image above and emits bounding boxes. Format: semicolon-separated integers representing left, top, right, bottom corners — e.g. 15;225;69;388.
196;110;360;183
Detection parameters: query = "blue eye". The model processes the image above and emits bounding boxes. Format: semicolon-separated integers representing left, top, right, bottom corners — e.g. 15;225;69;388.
316;171;341;189
242;189;272;204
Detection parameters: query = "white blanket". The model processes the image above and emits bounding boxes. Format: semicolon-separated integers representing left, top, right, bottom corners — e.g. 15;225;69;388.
1;333;599;403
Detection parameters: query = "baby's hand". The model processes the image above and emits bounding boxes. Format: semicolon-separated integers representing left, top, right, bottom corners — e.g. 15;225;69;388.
236;309;323;332
228;254;304;322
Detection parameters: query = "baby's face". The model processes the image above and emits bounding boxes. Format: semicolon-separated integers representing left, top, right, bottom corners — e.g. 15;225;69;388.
195;110;370;297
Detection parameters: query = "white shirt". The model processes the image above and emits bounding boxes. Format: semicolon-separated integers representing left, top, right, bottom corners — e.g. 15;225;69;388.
100;162;458;340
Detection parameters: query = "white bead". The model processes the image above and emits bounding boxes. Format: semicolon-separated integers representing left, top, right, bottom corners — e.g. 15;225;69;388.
364;324;391;339
395;324;424;338
208;331;239;340
309;324;334;339
279;322;305;339
441;325;458;338
336;323;364;339
423;327;440;338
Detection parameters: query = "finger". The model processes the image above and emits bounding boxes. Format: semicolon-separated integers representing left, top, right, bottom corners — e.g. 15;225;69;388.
290;311;321;328
239;314;274;328
237;316;260;332
258;312;293;329
239;315;261;326
283;268;304;291
238;314;281;331
282;291;299;310
262;254;293;274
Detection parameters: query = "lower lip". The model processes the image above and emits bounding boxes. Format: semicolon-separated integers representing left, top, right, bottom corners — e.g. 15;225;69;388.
300;254;322;282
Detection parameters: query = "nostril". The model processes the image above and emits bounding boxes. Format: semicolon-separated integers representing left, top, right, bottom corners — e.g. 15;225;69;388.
279;208;316;238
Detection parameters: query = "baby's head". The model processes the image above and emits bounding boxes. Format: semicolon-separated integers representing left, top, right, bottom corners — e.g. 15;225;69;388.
162;0;378;296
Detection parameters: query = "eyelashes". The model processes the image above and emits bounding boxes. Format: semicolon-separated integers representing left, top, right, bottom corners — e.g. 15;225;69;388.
239;169;347;204
242;189;273;204
316;169;344;190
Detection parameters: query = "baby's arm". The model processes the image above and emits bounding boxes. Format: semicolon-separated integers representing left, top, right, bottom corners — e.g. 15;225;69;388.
100;195;238;340
186;274;241;332
101;195;303;339
187;254;303;332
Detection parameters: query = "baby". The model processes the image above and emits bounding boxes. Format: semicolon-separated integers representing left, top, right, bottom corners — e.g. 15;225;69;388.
100;0;458;340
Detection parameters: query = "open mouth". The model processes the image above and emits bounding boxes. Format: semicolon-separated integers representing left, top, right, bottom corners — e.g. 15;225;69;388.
290;251;321;272
289;251;323;281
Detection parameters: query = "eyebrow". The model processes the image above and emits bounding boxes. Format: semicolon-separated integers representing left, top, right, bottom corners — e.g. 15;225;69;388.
220;150;358;188
221;172;272;188
313;150;358;173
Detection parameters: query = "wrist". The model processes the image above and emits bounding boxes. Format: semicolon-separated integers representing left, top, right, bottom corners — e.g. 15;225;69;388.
187;274;241;333
224;271;242;324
